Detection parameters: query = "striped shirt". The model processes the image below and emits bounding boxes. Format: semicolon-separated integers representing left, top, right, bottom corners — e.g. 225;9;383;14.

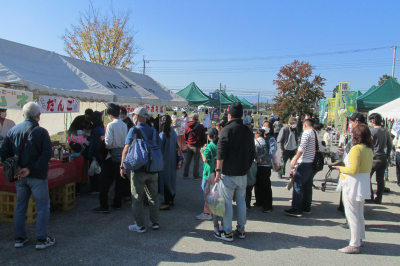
298;129;323;163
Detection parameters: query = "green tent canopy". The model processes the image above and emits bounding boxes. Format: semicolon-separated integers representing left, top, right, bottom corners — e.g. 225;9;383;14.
214;90;234;108
357;85;376;100
357;90;363;97
177;82;219;107
240;97;256;109
357;77;400;112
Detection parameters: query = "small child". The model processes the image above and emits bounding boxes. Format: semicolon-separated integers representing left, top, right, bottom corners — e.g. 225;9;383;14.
196;128;219;221
69;142;84;195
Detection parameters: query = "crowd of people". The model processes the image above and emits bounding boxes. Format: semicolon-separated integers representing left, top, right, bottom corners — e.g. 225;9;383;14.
0;100;396;255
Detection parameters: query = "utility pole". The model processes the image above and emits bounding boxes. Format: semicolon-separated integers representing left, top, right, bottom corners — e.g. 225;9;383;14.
392;46;397;77
219;83;222;117
257;92;260;114
143;56;149;75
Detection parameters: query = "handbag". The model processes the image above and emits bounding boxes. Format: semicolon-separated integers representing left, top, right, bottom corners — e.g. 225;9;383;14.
313;130;324;173
3;125;37;182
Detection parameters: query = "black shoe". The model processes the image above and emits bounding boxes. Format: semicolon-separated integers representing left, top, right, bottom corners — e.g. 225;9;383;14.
35;236;56;250
253;202;262;207
14;236;29;248
340;221;349;229
162;202;174;207
383;187;390;193
214;231;234;242
374;197;382;204
92;207;109;213
284;208;302;217
365;199;375;204
263;208;273;213
110;204;121;210
234;229;245;239
159;205;171;211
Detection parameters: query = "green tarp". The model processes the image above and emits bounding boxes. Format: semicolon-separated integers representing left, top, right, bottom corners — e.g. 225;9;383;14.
357;77;400;112
213;90;234;108
177;82;219;107
241;97;256;109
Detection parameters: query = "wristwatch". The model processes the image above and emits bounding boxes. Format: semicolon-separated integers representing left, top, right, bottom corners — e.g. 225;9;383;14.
120;166;125;170
215;169;221;172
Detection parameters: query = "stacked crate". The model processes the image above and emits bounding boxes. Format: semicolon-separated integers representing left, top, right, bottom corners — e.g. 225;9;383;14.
49;182;76;210
0;192;37;223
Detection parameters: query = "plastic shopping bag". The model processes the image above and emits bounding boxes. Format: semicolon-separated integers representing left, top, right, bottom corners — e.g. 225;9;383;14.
88;160;101;176
272;152;284;174
206;183;225;216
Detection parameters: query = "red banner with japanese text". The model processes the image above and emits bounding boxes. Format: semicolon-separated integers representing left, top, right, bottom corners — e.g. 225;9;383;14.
38;96;80;113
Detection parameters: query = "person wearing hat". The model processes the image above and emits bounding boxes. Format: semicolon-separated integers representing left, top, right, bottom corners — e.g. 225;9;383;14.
214;102;255;242
120;107;161;233
276;117;299;178
196;128;219;221
183;113;207;180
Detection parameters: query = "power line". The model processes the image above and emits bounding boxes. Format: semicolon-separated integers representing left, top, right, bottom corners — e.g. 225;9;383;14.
148;46;391;63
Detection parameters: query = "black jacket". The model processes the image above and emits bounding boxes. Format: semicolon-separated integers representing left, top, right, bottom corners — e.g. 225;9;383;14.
217;118;255;176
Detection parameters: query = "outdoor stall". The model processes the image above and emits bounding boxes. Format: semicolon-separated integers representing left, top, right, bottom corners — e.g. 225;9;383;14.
0;38;187;221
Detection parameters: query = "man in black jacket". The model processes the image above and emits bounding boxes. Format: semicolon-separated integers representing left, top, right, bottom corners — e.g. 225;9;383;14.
214;102;255;242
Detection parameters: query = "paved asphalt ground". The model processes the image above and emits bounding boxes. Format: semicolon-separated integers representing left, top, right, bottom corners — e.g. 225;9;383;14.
1;147;400;266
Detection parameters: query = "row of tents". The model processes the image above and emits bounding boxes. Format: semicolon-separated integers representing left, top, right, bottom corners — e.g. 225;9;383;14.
176;82;256;109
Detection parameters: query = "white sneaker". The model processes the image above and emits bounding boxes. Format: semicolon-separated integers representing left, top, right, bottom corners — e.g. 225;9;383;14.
196;213;212;220
35;236;56;250
128;223;146;233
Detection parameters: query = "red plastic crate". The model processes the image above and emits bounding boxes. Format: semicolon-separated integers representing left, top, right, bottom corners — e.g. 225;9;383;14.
0;161;77;193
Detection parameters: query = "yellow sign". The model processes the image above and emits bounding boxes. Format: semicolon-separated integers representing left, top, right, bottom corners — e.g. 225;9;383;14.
327;98;335;125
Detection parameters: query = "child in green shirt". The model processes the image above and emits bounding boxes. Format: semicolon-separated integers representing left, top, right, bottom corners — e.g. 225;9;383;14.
195;128;219;221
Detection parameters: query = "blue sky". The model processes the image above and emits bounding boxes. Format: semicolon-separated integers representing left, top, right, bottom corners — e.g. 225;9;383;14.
1;0;399;103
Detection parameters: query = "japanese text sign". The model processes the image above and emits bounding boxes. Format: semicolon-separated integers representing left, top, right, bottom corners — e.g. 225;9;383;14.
0;88;32;110
38;96;80;113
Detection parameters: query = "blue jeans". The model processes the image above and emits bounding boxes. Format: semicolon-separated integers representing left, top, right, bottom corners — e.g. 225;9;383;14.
292;163;315;213
220;174;247;234
15;178;50;241
201;178;208;207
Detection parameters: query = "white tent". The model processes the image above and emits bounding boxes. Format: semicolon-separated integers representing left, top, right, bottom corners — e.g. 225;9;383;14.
369;96;400;120
0;38;187;107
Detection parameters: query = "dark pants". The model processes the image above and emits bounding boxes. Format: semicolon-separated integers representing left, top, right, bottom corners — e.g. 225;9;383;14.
183;146;201;178
245;185;254;208
99;158;124;208
292;163;315;213
90;159;102;192
164;187;175;204
255;166;273;210
370;157;387;201
123;171;131;198
282;149;297;176
396;153;400;185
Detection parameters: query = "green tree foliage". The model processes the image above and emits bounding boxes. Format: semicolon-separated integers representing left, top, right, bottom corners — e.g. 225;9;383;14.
62;3;140;71
378;74;397;86
272;60;325;122
332;85;339;98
